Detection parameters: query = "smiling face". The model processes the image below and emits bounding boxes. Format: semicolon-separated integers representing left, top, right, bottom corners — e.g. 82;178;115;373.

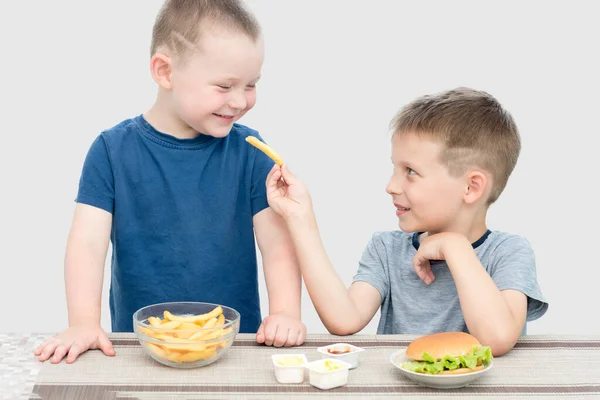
161;26;264;138
385;132;468;234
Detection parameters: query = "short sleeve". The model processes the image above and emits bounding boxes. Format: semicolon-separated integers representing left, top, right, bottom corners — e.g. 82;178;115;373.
75;134;115;213
489;236;548;322
353;233;390;303
249;132;275;216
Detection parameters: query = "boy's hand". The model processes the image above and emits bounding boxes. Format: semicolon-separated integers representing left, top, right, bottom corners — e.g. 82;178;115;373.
34;325;115;364
413;232;467;285
266;164;312;220
256;313;306;347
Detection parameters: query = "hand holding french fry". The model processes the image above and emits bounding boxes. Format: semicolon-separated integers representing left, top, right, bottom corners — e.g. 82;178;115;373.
265;164;313;221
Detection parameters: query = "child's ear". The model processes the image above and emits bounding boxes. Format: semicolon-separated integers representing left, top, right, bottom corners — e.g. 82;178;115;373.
150;52;173;90
464;170;488;204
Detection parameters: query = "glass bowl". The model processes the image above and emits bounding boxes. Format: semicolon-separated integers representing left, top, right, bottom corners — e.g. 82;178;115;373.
133;301;240;368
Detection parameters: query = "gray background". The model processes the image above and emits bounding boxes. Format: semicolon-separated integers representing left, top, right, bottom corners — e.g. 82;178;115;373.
1;1;598;335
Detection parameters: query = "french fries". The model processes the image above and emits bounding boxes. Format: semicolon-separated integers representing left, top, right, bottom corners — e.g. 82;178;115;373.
245;136;284;166
139;305;234;364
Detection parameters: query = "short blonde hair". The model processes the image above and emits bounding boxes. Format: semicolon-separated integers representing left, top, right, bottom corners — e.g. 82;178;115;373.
150;0;261;60
391;87;521;204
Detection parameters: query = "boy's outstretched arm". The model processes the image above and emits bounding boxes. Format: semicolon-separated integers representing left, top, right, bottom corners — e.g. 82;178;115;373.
414;233;527;356
34;203;115;363
254;208;306;347
265;165;381;336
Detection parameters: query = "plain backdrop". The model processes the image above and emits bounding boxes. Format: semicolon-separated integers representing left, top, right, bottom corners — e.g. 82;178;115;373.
1;1;598;336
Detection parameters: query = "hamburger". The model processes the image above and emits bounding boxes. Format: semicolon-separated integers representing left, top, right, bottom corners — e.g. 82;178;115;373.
401;332;493;375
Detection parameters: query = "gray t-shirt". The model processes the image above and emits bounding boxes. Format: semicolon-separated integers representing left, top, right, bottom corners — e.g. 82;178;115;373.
353;230;548;334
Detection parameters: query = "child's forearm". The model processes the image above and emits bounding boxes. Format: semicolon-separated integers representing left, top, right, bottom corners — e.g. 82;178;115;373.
285;213;363;334
64;224;109;327
445;238;523;355
263;246;302;319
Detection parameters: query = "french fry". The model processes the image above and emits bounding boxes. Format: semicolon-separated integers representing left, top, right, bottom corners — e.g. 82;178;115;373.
166;348;218;363
147;343;168;359
163;306;223;324
188;319;218;341
159;320;182;330
245;136;284;166
139;326;157;337
203;317;218;329
208;341;229;350
173;322;204;339
206;327;234;348
160;342;208;352
201;330;224;341
221;327;233;335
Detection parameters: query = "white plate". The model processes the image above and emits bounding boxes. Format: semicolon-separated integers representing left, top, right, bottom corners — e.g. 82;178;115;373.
389;350;493;389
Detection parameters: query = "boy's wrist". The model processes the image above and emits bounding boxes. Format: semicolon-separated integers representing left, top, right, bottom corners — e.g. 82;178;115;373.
68;315;100;328
442;233;476;268
439;233;469;256
283;208;315;226
268;310;301;320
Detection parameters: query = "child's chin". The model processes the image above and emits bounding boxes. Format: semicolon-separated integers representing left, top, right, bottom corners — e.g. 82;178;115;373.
204;126;233;138
398;221;420;234
208;130;231;138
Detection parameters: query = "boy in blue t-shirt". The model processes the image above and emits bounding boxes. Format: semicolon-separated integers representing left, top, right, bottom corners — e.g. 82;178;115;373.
266;88;547;356
35;0;305;364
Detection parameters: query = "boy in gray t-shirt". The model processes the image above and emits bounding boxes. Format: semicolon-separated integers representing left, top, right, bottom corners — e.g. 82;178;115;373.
356;230;546;336
266;87;548;356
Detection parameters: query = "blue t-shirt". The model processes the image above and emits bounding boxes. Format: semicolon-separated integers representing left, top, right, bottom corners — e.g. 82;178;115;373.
76;115;275;333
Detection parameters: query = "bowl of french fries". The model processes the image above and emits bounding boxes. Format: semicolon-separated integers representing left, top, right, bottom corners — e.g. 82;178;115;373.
133;302;240;368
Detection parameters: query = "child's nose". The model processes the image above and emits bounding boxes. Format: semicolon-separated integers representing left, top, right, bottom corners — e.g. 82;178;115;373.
228;91;247;110
386;177;402;195
385;180;394;195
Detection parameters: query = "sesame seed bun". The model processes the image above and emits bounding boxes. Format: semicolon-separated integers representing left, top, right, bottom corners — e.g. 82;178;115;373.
406;332;481;361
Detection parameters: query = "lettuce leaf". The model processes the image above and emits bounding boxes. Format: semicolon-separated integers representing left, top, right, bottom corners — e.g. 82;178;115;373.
401;345;492;375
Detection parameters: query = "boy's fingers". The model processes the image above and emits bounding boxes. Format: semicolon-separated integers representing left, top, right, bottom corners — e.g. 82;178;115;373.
98;335;115;356
423;269;434;285
285;329;298;348
266;164;279;181
35;339;53;356
280;164;296;184
66;344;84;364
413;255;425;277
266;167;282;189
267;170;282;187
413;255;433;284
256;323;266;344
296;327;306;346
51;345;68;364
273;327;289;348
38;342;59;362
264;324;278;347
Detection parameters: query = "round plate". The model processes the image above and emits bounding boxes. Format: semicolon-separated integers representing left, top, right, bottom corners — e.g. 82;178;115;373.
389;350;493;389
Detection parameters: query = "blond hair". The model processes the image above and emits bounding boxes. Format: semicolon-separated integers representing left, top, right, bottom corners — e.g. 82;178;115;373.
150;0;261;60
391;87;521;204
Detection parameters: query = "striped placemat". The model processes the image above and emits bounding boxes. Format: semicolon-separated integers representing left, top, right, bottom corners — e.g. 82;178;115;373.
27;333;600;399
